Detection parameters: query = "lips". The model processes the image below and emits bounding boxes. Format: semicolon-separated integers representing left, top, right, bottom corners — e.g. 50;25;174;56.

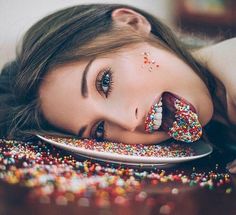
144;92;202;142
144;96;163;133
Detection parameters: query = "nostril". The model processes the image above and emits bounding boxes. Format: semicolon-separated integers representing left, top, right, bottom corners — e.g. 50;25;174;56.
135;108;138;119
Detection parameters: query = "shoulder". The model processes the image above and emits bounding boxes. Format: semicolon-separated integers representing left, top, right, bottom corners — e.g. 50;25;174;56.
192;37;236;83
192;37;236;124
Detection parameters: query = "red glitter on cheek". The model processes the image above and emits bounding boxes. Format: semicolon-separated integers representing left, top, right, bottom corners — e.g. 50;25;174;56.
142;52;159;72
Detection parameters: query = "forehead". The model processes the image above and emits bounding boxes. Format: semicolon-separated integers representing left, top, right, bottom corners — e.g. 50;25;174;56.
38;60;89;133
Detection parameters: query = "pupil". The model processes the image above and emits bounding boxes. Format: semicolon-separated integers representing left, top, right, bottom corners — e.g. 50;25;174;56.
102;74;110;86
97;123;104;134
96;122;104;140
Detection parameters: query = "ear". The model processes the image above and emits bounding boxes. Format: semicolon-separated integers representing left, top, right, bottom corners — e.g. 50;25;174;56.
111;8;151;35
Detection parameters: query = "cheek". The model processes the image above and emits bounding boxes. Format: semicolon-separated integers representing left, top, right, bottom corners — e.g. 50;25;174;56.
112;52;164;98
107;123;170;144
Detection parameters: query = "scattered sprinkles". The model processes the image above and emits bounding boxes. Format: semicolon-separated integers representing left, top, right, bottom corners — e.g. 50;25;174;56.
44;135;195;158
168;98;202;142
0;138;233;207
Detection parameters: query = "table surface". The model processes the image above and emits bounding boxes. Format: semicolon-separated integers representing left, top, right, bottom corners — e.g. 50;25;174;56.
0;138;235;215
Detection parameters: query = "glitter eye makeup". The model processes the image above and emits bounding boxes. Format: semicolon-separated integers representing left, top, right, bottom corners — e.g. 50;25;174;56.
142;52;159;72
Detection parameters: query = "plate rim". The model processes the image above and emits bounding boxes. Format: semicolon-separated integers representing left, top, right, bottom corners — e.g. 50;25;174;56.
36;134;213;164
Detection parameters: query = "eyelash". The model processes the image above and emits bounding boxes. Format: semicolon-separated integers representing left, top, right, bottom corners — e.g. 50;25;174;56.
93;67;113;141
92;121;106;141
96;67;114;98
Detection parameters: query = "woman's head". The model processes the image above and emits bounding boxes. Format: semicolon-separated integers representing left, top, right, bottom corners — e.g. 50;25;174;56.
0;4;218;143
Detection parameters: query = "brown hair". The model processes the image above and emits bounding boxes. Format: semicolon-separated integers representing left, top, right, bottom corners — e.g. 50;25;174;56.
0;4;232;146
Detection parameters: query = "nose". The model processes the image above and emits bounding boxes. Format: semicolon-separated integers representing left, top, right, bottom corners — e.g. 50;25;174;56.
104;106;140;132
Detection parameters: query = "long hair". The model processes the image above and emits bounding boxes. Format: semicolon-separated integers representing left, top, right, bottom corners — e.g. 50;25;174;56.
0;4;233;149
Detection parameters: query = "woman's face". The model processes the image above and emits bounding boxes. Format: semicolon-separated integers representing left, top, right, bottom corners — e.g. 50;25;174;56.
39;42;213;144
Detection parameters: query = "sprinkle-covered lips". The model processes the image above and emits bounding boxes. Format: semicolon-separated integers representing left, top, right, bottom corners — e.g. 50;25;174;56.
144;96;163;133
144;92;202;143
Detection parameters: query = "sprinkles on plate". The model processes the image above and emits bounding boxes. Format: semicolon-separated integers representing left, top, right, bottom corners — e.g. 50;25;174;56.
43;136;195;157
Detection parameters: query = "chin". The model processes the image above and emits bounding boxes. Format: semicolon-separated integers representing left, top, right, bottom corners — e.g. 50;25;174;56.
200;109;214;127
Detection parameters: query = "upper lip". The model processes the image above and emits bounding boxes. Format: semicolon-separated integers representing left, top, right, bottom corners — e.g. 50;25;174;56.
144;94;163;129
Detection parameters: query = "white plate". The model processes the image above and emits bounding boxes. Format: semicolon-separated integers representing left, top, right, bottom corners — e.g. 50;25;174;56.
36;134;213;167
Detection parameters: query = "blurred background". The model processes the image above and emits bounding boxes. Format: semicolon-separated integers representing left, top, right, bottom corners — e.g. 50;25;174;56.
0;0;236;70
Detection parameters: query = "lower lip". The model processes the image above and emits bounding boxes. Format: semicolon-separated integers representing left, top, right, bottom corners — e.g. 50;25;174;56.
159;92;202;142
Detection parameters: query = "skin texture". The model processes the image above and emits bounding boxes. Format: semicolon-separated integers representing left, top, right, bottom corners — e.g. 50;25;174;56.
39;41;213;145
193;38;236;125
39;8;214;145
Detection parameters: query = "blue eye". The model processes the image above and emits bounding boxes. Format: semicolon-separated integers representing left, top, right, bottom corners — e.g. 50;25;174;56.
102;73;110;92
94;121;106;141
93;67;113;141
96;67;113;98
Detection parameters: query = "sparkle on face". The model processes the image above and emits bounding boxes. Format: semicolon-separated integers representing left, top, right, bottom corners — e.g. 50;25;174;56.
142;52;159;72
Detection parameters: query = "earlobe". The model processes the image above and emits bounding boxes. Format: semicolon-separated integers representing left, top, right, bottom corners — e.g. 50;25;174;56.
111;8;151;35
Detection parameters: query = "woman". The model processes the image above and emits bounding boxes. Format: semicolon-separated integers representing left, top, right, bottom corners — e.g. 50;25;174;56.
0;4;235;172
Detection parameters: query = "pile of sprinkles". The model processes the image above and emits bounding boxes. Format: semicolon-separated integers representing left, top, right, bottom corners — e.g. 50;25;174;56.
168;99;202;143
44;135;195;157
0;138;233;207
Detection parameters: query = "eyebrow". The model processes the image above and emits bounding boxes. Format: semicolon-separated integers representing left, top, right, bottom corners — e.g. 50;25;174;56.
78;58;96;138
81;58;96;98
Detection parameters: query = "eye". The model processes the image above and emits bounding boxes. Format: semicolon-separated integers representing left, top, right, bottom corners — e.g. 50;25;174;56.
92;121;106;141
96;67;113;98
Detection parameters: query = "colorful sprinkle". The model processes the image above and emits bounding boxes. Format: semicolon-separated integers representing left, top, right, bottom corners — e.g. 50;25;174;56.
144;100;162;133
0;138;233;207
168;98;202;142
43;135;194;158
142;52;159;72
